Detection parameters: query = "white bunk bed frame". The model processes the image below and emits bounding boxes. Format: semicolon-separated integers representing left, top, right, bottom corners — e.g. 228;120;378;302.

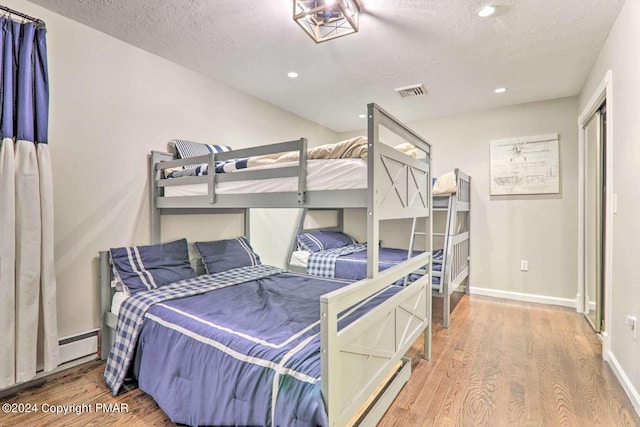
100;104;433;427
432;169;471;328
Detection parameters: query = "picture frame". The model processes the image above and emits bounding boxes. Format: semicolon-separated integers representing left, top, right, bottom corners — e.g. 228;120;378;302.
490;133;560;195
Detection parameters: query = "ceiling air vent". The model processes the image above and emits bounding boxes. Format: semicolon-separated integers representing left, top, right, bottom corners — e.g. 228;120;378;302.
395;84;425;98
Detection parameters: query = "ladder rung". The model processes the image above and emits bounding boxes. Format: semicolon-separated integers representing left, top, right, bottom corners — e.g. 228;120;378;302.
433;232;446;236
413;231;427;236
433;208;448;211
432;259;443;264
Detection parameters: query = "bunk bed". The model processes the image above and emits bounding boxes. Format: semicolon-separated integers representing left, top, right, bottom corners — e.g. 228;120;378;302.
432;169;471;328
285;170;470;330
100;103;433;427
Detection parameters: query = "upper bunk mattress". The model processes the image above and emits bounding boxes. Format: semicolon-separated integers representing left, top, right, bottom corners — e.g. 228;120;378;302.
164;158;367;197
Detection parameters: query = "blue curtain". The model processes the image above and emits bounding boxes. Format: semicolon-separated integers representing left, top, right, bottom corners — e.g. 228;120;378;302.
0;16;58;388
0;18;49;143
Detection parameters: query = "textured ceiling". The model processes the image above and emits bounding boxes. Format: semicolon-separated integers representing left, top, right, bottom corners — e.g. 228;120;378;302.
31;0;624;132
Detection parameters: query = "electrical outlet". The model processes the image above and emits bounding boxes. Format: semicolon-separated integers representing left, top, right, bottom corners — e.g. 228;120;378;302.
520;260;528;271
626;315;637;340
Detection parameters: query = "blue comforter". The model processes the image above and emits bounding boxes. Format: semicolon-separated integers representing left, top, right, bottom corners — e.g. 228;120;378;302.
308;245;439;286
307;244;426;285
106;265;400;426
334;247;422;280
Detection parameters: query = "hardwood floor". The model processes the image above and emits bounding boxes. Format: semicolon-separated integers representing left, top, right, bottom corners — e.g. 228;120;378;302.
382;294;640;427
1;294;638;426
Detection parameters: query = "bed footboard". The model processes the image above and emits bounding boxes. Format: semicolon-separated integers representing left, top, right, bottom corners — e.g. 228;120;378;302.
321;252;431;426
449;232;470;290
435;169;471;328
452;169;471;295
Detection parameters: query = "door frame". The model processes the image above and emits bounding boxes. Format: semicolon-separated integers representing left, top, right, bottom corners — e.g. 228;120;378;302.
577;69;613;359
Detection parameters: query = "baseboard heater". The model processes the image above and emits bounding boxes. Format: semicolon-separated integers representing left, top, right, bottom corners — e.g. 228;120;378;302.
0;330;100;396
58;329;99;365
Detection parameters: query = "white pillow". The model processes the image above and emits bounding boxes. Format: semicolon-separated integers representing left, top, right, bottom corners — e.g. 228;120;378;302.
433;172;457;195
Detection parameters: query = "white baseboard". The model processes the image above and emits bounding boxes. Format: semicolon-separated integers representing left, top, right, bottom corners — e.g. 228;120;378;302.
469;286;576;308
607;349;640;418
602;330;612;359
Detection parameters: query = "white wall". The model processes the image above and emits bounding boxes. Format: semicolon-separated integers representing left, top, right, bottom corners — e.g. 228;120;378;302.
579;0;640;411
10;0;338;339
341;96;579;303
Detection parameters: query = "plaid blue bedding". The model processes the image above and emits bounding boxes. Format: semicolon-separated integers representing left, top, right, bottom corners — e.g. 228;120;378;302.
104;264;284;395
306;244;428;285
165;158;249;178
306;243;367;278
105;264;401;426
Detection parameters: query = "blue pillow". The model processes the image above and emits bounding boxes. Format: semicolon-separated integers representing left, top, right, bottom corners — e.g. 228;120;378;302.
296;231;357;253
194;237;261;274
110;238;197;295
173;139;232;169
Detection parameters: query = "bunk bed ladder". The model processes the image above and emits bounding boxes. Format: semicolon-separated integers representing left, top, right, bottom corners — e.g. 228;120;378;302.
440;193;457;327
431;194;453;294
405;217;427;287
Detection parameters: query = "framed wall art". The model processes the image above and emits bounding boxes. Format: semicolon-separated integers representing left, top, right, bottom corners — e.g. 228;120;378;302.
490;133;560;195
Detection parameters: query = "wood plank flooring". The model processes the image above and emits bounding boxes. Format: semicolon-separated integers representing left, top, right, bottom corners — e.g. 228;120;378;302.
1;294;638;426
381;295;640;427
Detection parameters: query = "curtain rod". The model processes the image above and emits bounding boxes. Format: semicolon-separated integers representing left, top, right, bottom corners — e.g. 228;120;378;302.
0;4;46;28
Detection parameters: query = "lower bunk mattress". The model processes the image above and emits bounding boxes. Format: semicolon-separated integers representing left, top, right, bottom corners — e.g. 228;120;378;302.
105;265;401;426
294;245;441;286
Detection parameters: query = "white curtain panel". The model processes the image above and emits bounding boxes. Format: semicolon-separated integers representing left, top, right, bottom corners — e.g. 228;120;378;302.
16;141;42;383
0;139;59;388
0;139;16;388
38;143;59;373
14;139;42;383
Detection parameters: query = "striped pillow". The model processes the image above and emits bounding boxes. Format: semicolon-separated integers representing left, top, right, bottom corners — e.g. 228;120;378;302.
194;237;261;274
296;231;357;253
173;139;233;169
109;238;197;295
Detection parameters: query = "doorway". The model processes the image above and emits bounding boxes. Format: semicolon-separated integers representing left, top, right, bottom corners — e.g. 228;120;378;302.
578;70;613;353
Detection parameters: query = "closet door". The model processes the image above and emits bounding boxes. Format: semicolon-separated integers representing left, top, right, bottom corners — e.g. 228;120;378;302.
583;108;604;332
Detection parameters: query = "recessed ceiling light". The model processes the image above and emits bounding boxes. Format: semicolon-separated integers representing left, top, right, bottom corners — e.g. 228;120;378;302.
494;87;507;93
358;114;367;119
477;5;496;17
287;71;298;78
